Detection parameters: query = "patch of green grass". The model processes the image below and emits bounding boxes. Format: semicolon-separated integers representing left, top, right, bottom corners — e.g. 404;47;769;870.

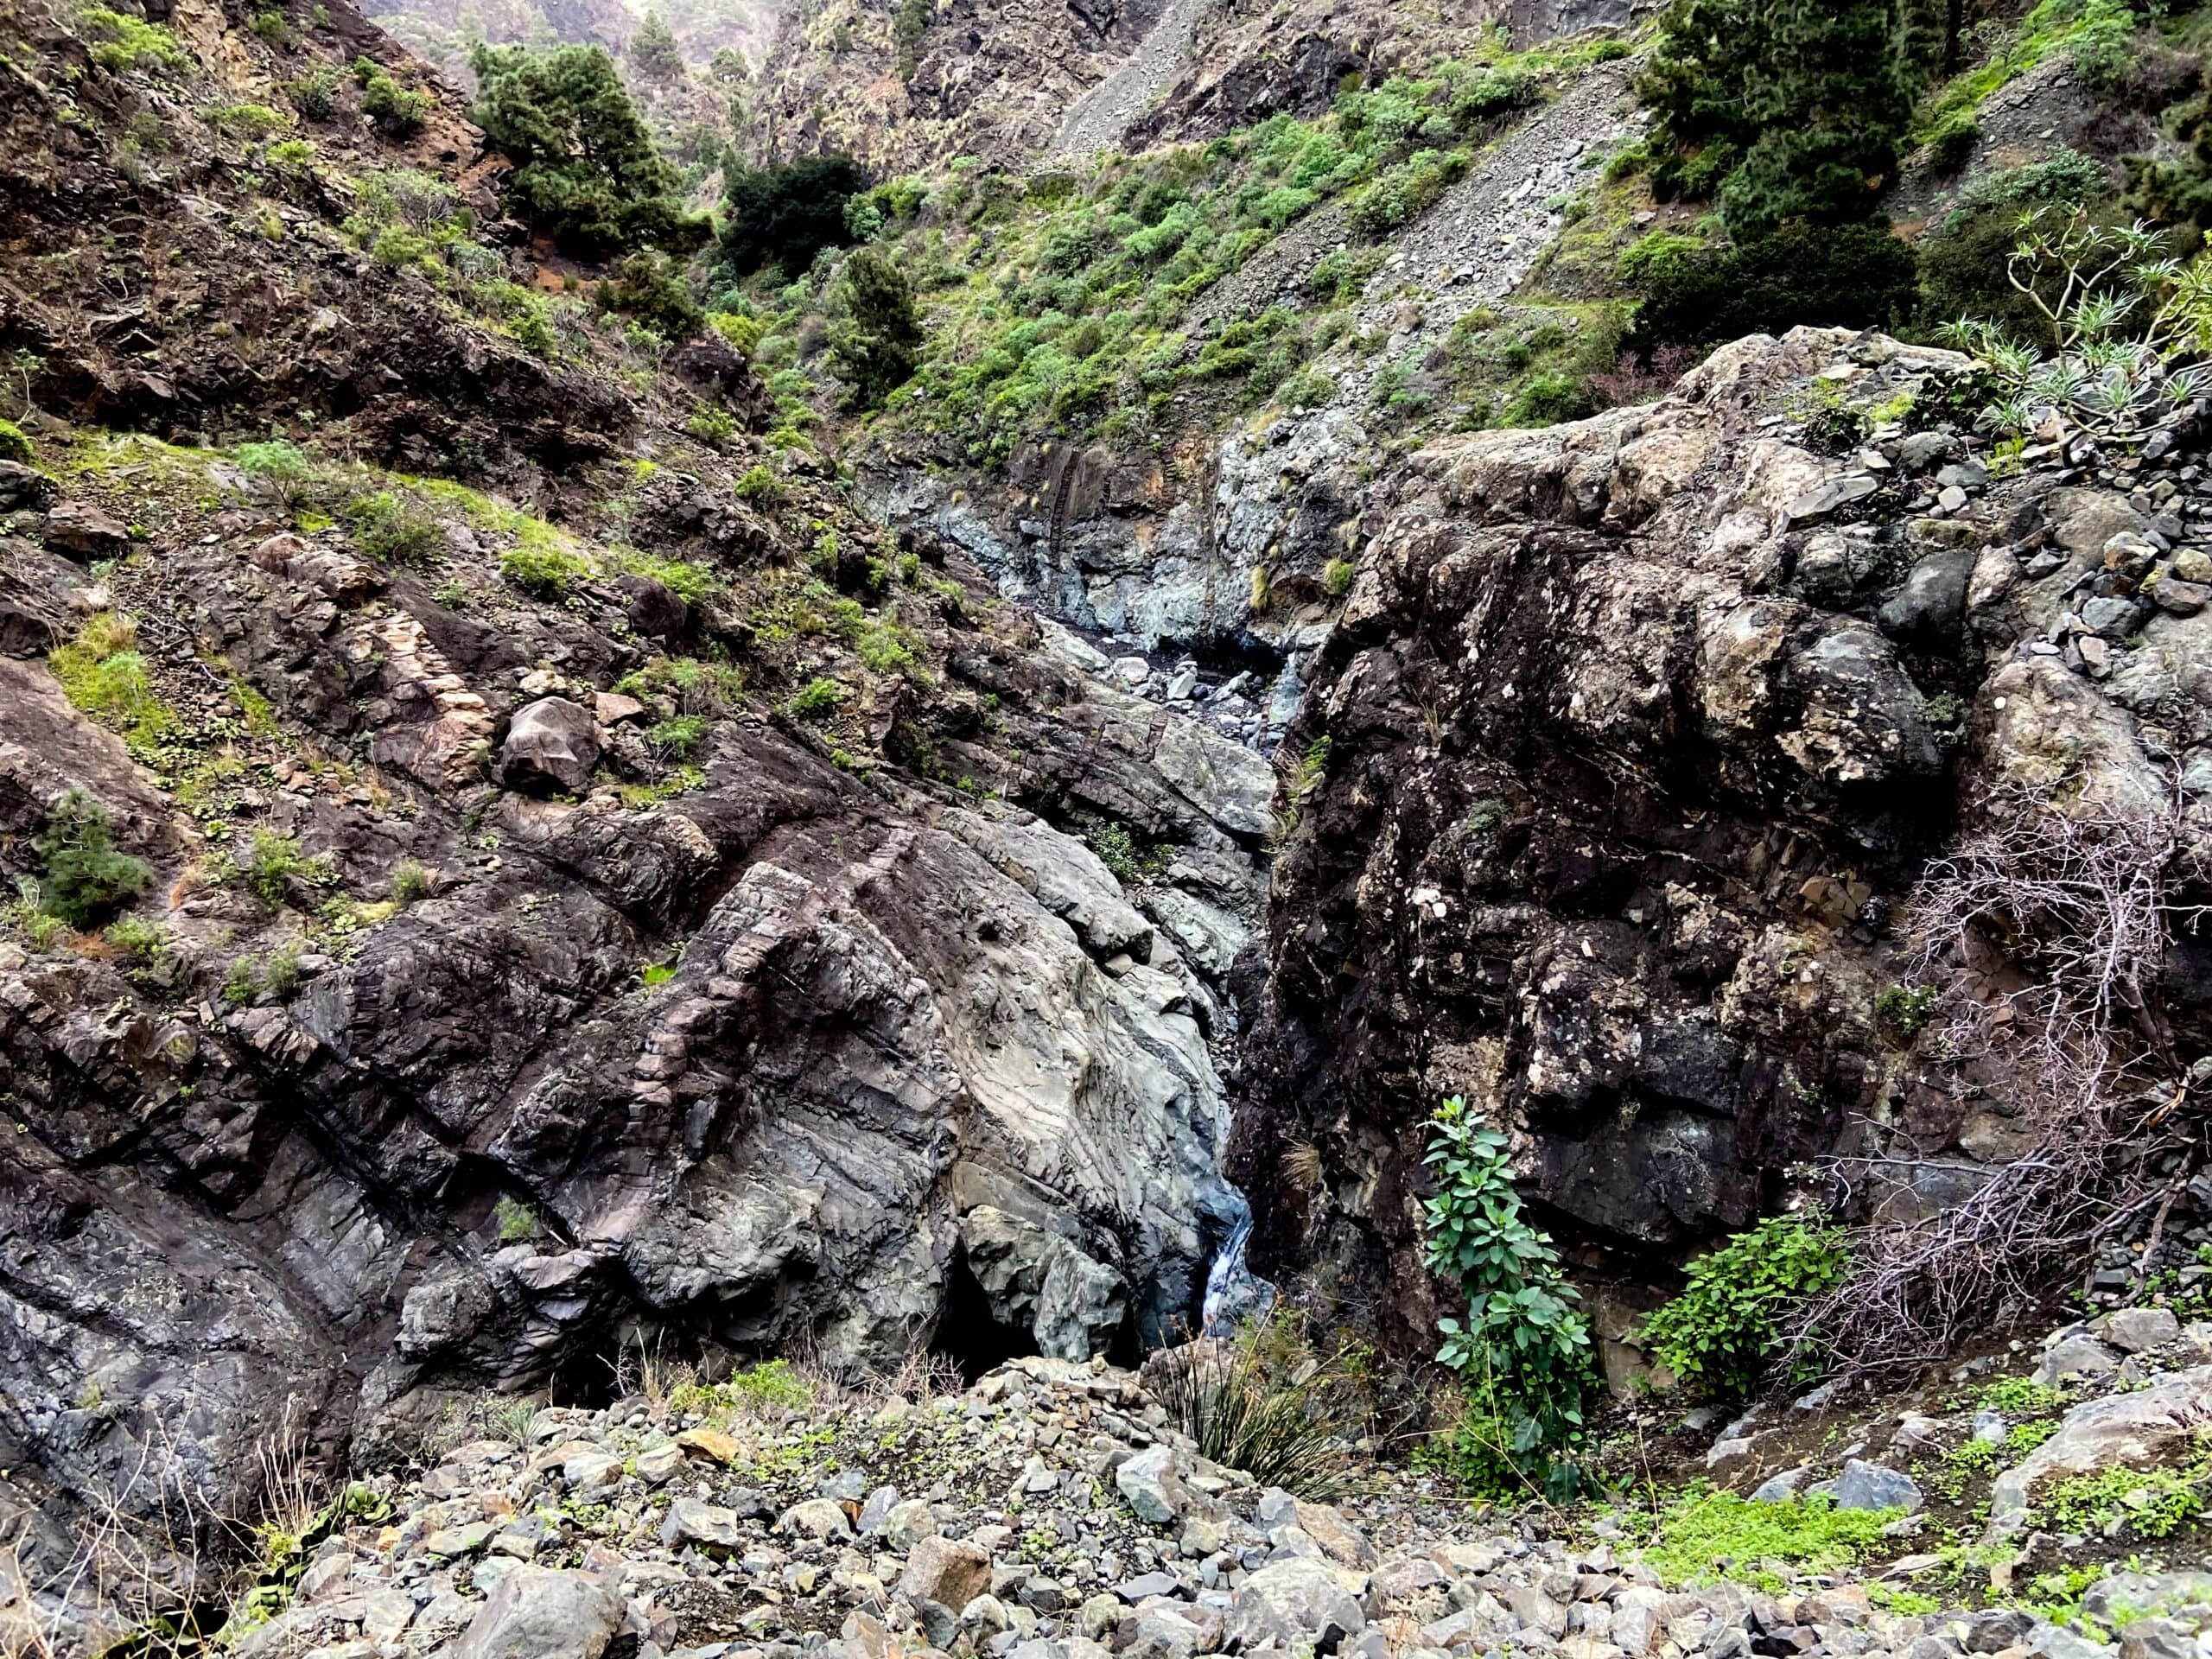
79;4;193;73
607;546;718;604
0;418;34;462
1637;1489;1899;1590
49;613;175;755
666;1360;813;1417
500;539;593;600
2037;1460;2209;1540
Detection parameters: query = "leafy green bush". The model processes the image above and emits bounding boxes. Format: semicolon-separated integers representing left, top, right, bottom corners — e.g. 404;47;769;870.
239;831;328;907
734;465;781;505
392;860;434;902
1927;112;1979;175
212;103;287;137
49;613;173;753
1874;983;1938;1039
830;247;924;410
719;154;868;277
80;6;192;74
353;56;433;136
236;439;318;510
1502;370;1594;428
1422;1096;1593;1497
1640;1211;1847;1399
667;1360;814;1416
1323;557;1357;596
470;42;706;258
34;791;152;928
1629;222;1918;358
0;418;32;462
492;1194;539;1243
344;488;442;564
267;138;315;168
285;67;341;118
684;405;739;444
500;540;592;598
786;677;842;718
893;0;931;78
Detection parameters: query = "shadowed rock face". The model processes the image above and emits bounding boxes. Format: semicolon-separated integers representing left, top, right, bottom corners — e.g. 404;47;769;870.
1236;328;2212;1354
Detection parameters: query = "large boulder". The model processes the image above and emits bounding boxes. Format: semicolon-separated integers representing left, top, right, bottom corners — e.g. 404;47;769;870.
449;1565;625;1659
1992;1365;2212;1534
1227;1557;1366;1651
498;696;601;793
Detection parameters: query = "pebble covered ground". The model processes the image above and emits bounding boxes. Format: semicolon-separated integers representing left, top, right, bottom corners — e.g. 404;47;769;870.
210;1346;2212;1659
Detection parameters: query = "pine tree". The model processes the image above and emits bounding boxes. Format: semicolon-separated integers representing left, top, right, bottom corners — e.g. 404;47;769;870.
1641;0;1914;230
1637;0;1761;202
470;41;707;259
627;10;685;86
829;247;922;410
1721;0;1915;238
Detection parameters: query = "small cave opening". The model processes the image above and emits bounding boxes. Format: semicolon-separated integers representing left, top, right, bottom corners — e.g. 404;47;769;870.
931;1250;1038;1382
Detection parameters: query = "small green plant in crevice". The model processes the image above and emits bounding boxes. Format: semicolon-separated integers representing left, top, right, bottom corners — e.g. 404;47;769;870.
1421;1095;1594;1499
343;487;442;565
1322;557;1357;597
0;418;35;462
500;538;592;599
222;944;302;1007
391;859;434;903
103;914;173;979
1875;982;1939;1041
1076;813;1171;887
1636;1487;1897;1590
491;1194;540;1244
1639;1210;1847;1400
786;676;843;719
235;831;330;907
32;791;154;929
1147;1310;1363;1498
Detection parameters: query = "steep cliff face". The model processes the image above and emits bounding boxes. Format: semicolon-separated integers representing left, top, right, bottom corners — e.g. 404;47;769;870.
0;0;1276;1617
1238;328;2212;1362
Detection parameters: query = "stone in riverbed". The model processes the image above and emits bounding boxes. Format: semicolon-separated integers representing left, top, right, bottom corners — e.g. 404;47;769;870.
449;1565;625;1659
1116;1443;1189;1523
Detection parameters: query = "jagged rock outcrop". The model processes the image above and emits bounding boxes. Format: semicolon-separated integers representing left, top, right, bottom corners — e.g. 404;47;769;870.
1238;327;2212;1355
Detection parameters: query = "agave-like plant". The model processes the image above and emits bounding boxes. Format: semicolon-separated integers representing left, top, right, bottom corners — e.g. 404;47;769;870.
1943;207;2212;443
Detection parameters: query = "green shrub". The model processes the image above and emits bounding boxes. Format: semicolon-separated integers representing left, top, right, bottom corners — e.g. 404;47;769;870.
892;0;931;78
1640;1211;1847;1399
0;418;32;462
1874;983;1938;1039
212;103;287;137
239;831;327;906
786;677;842;719
734;465;781;505
719;154;867;277
1422;1096;1594;1497
666;1360;814;1416
500;540;592;598
1502;371;1594;428
608;547;716;603
104;914;171;976
267;138;315;168
1147;1313;1360;1497
343;488;441;563
80;6;192;74
492;1194;539;1243
684;405;739;444
355;56;433;137
235;439;318;509
371;227;432;269
709;311;768;357
472;42;706;259
648;714;708;758
1323;557;1357;596
1629;223;1918;359
1927;112;1979;175
829;247;925;410
34;791;152;928
285;67;342;119
391;859;434;902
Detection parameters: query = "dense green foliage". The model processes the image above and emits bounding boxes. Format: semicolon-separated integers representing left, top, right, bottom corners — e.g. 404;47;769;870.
1150;1314;1361;1498
720;155;870;276
1628;223;1920;355
626;10;685;86
829;247;924;409
471;42;707;259
1640;1211;1847;1399
1422;1096;1593;1497
1643;0;1914;233
34;791;153;928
